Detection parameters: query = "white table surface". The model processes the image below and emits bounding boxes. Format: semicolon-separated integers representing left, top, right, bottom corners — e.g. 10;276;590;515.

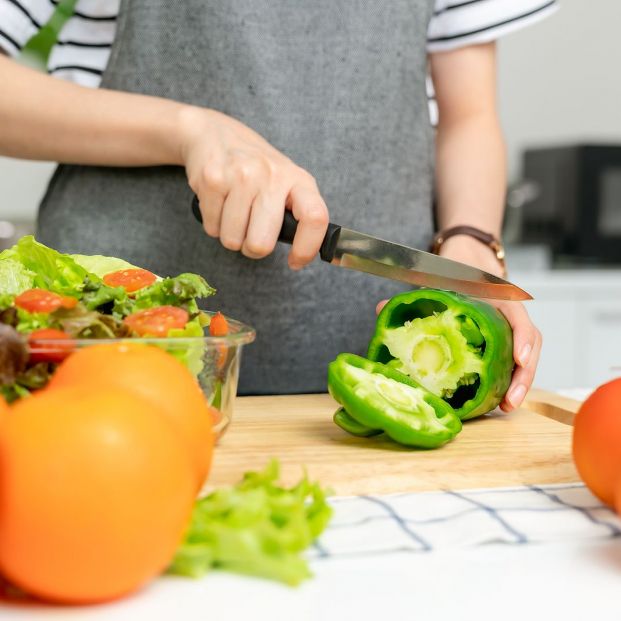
3;483;621;621
2;389;617;621
2;538;621;621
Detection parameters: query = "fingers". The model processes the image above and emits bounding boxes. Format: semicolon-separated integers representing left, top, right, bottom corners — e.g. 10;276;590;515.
194;161;327;267
496;301;543;412
242;187;289;259
198;172;328;268
501;330;542;412
197;188;226;238
497;301;539;368
376;299;388;315
184;112;329;263
219;183;257;252
240;178;329;266
287;182;329;270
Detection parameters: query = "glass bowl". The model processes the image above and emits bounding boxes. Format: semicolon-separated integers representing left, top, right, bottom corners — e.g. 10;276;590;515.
27;314;256;440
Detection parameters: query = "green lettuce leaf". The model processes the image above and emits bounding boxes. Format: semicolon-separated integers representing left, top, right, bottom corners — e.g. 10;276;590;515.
168;460;333;586
0;323;36;403
117;273;215;316
70;253;137;278
80;277;128;312
1;382;31;403
166;317;206;376
0;258;35;296
50;305;132;339
0;236;90;295
12;303;130;339
0;363;55;403
15;308;52;334
0;295;15;314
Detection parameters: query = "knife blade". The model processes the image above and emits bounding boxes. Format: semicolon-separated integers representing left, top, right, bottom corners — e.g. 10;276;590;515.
191;196;532;301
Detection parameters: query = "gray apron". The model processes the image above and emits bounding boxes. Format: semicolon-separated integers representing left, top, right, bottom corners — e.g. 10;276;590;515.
37;0;436;395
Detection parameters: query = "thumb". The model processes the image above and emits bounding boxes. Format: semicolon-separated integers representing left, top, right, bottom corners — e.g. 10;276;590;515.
376;299;389;316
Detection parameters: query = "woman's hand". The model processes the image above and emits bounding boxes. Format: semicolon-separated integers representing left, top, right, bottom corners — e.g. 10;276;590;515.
179;107;329;269
0;56;326;270
437;236;541;412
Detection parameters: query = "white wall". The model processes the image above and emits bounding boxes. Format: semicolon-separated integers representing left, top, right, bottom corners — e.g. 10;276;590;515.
1;0;620;221
498;0;621;180
0;157;54;222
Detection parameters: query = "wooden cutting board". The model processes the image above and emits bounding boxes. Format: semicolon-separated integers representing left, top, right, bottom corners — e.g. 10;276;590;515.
207;390;582;496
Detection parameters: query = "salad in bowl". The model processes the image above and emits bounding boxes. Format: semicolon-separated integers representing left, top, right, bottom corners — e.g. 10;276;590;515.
0;236;255;436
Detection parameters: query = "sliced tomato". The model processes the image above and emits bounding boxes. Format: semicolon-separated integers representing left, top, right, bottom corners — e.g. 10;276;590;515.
209;312;229;337
103;268;157;293
15;289;78;314
28;328;74;364
123;306;189;337
61;296;78;309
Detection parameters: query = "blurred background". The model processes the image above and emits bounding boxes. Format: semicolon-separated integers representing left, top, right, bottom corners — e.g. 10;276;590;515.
1;0;620;390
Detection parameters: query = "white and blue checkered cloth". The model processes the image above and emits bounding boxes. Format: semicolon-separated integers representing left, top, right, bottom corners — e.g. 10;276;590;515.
310;484;621;560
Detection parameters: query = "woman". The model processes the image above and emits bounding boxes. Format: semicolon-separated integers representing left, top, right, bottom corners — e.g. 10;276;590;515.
0;0;555;403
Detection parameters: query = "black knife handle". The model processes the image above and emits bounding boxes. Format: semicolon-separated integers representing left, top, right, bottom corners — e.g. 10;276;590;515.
279;211;342;262
191;194;342;263
191;194;202;224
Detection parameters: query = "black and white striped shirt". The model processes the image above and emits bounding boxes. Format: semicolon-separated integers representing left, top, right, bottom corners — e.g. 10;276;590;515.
0;0;558;90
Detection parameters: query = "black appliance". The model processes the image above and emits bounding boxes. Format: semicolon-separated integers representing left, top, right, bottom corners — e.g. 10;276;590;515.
519;144;621;264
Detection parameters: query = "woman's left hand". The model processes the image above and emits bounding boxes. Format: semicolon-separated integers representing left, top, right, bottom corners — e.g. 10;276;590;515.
437;235;541;412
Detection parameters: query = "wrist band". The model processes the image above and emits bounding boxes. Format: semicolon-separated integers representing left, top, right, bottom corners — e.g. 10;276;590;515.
431;225;507;277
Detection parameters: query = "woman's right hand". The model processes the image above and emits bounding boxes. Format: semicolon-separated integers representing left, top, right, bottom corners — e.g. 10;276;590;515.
179;107;329;270
0;57;327;270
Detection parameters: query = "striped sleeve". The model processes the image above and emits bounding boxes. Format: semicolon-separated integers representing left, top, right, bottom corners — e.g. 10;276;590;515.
47;0;118;87
0;0;53;56
427;0;559;53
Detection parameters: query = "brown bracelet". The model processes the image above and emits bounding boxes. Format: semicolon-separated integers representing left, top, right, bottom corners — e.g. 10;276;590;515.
431;225;507;277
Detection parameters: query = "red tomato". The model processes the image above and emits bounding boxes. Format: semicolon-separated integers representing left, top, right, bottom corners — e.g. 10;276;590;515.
61;296;78;309
28;329;74;364
103;269;157;293
209;312;229;337
15;289;77;314
123;306;189;337
573;378;621;506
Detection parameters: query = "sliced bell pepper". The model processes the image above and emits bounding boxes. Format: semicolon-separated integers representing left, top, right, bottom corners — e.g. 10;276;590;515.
367;289;513;420
333;408;382;438
328;353;461;448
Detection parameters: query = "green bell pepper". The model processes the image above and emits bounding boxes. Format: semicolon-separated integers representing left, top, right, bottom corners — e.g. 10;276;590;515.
333;408;382;438
367;289;513;420
328;353;462;448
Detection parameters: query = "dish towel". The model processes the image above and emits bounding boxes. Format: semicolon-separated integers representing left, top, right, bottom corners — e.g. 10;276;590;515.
310;484;621;559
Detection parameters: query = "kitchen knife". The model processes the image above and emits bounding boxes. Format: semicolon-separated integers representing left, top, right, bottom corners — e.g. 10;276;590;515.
191;196;532;301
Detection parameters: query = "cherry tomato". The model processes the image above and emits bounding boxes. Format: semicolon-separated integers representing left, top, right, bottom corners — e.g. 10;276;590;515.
123;306;189;337
103;269;157;293
15;289;77;314
28;329;74;364
209;312;229;337
60;296;78;309
573;378;621;506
